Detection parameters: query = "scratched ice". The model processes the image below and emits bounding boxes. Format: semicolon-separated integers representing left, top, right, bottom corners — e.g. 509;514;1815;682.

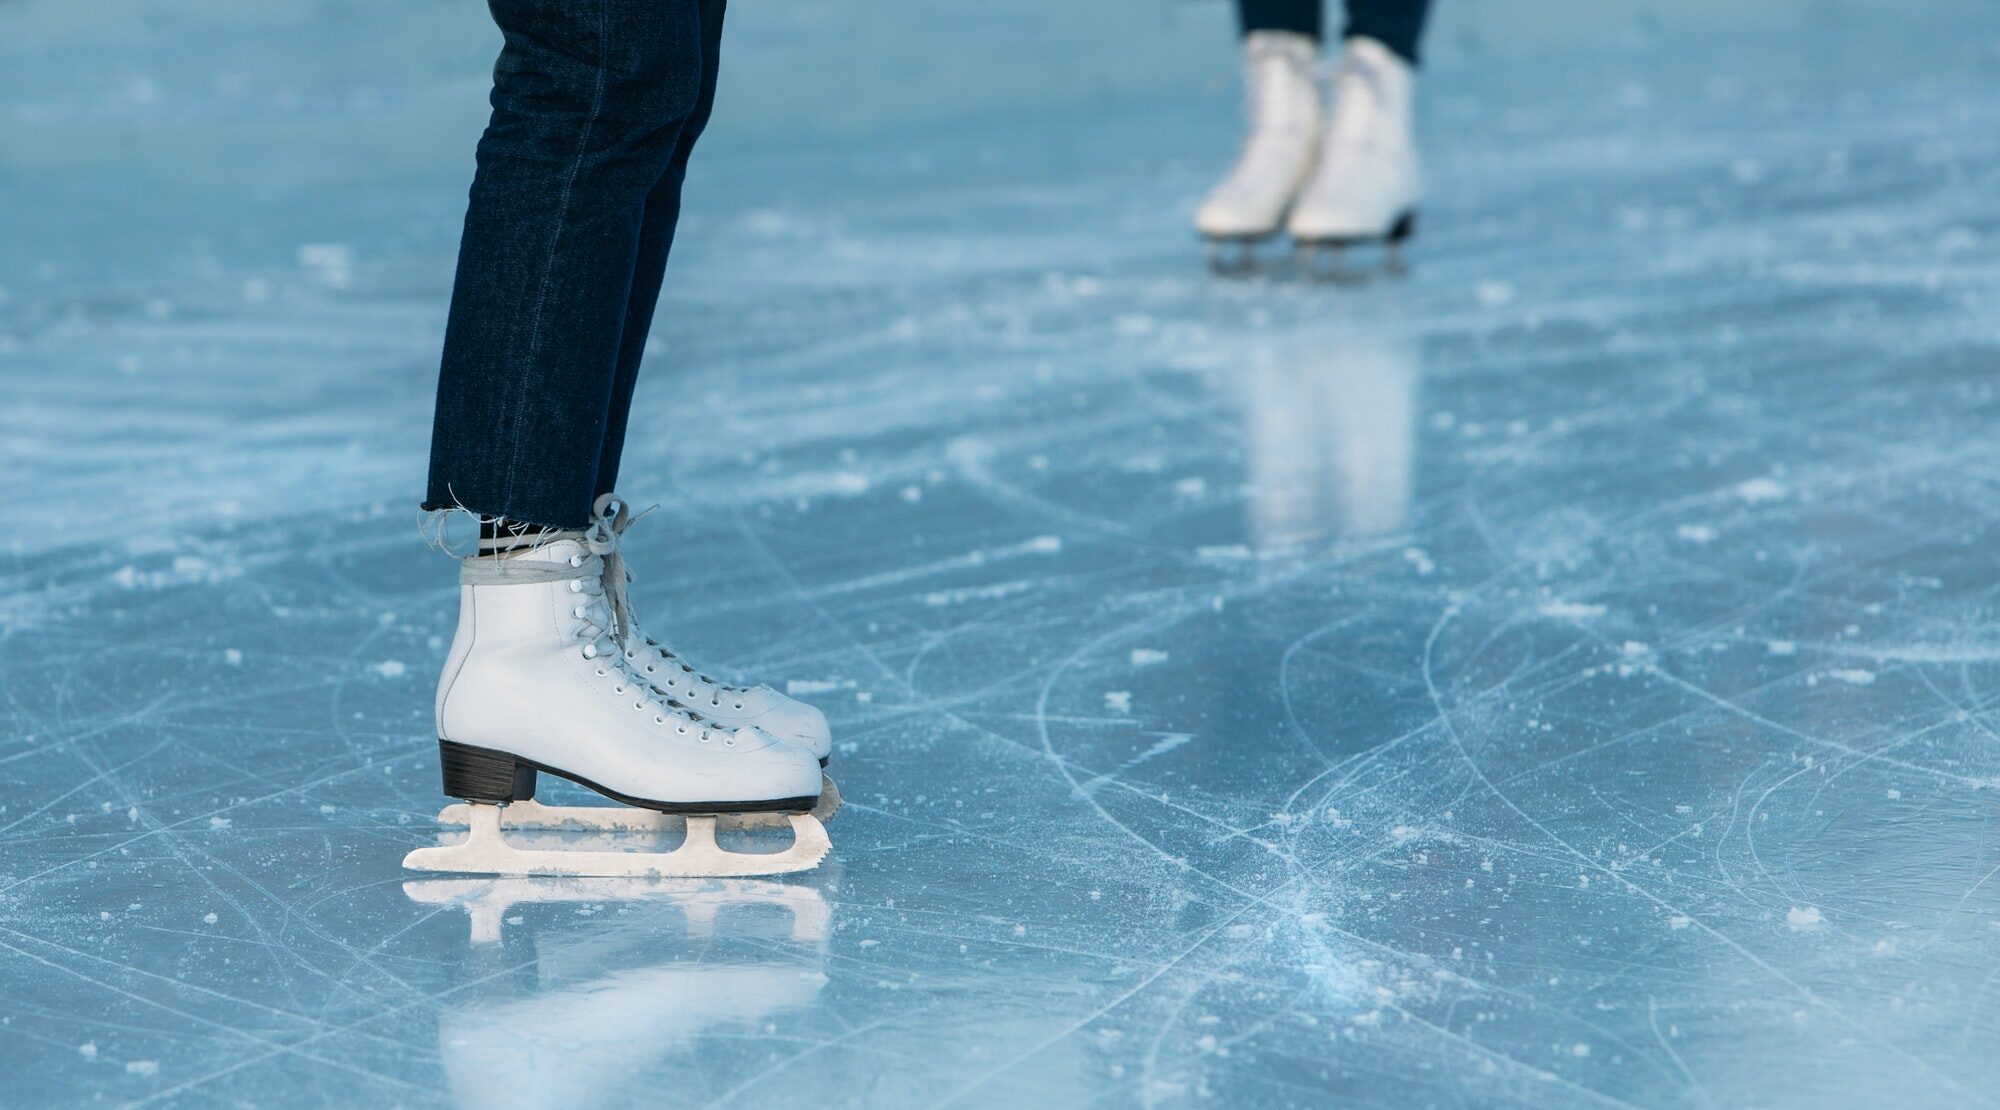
4;0;2000;1106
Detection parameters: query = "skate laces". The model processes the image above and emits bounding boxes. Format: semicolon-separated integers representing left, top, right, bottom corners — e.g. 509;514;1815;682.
459;549;737;745
590;494;751;707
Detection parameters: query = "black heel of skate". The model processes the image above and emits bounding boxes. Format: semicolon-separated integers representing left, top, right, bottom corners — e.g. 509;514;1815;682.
438;740;537;804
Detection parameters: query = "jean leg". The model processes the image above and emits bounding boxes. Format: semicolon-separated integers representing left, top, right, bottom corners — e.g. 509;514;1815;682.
1238;0;1322;40
425;0;708;528
1343;0;1432;65
593;0;726;498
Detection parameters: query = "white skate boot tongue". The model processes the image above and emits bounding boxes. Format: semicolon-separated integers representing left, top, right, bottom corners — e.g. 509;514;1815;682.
589;493;745;696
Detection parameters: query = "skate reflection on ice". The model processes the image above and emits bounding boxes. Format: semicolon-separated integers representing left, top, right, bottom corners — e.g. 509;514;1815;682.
402;873;832;946
1236;322;1421;549
404;874;831;1108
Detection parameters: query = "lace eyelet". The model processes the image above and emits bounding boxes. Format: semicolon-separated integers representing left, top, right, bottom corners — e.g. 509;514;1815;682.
569;555;583;568
677;726;688;735
595;668;607;677
723;737;737;747
733;702;744;710
614;685;626;694
633;701;644;710
645;665;656;673
581;644;597;659
653;716;665;725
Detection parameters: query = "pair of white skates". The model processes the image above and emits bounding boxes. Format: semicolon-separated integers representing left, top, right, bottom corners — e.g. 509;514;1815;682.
1197;33;1420;275
403;494;839;879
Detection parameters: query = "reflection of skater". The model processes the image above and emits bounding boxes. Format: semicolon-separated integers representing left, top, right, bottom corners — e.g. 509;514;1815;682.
417;877;829;1107
1197;0;1431;272
1238;325;1418;548
412;0;835;877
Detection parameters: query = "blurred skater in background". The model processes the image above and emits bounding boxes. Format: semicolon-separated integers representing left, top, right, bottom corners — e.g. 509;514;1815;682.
1197;0;1431;274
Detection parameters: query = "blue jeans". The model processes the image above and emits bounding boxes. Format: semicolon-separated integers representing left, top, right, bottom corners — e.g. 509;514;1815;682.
1239;0;1432;64
426;0;726;529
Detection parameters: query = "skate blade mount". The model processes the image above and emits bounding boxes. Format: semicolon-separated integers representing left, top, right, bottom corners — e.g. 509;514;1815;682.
403;805;831;878
1205;233;1274;276
1296;211;1417;284
405;776;838;879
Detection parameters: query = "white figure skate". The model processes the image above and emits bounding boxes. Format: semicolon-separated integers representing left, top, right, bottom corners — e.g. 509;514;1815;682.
1195;29;1322;272
403;537;830;879
585;494;839;798
1288;36;1420;279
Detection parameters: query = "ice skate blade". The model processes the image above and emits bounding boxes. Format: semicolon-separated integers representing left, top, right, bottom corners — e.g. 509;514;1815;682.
436;773;841;831
1294;212;1416;284
1203;232;1276;277
403;804;831;878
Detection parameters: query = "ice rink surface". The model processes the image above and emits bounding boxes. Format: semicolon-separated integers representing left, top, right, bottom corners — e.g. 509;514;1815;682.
5;1;2000;1105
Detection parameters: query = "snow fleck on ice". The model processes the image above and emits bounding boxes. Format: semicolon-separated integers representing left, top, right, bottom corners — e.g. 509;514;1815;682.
223;648;243;666
368;659;407;679
1767;640;1797;656
787;678;856;695
1104;691;1132;714
1807;668;1875;687
1539;600;1606;620
1787;906;1824;930
125;1061;159;1077
203;912;219;924
1475;280;1515;307
78;1043;97;1059
1676;523;1718;543
1130;648;1169;667
208;817;230;829
295;242;354;288
1403;548;1436;576
1735;477;1788;503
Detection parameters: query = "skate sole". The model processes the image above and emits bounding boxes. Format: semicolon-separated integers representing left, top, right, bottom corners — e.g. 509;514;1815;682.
439;774;842;831
437;738;818;815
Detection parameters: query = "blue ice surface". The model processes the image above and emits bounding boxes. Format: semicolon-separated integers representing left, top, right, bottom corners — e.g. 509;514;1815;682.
5;0;2000;1105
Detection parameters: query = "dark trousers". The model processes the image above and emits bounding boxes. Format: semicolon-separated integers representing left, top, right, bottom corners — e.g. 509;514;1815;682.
1238;0;1432;65
425;0;727;529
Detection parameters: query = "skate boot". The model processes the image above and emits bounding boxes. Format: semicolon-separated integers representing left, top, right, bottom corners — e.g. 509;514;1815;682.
1287;36;1420;279
403;535;830;878
1195;29;1322;272
587;494;834;769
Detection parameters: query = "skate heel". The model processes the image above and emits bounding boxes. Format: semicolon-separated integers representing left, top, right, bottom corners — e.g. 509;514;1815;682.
437;740;537;803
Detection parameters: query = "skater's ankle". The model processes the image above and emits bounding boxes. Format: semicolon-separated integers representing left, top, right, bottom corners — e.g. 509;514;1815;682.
476;516;562;557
